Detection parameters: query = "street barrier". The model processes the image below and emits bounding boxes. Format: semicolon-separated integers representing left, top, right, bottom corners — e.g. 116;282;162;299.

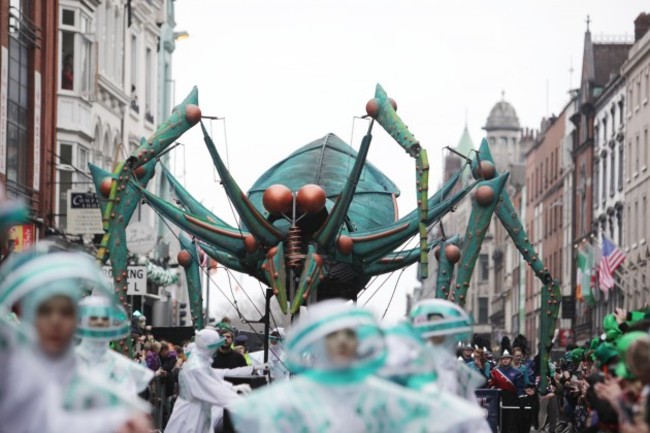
476;389;500;433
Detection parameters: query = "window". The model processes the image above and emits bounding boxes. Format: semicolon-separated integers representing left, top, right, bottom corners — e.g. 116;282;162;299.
545;157;549;188
610;149;615;197
55;142;90;230
618;144;624;191
627;141;632;181
637;78;642;108
628;87;633;116
619;99;625;124
634;200;639;244
478;297;488;324
59;7;93;94
642;128;650;170
618;207;624;246
594;158;599;208
103;131;112;170
145;47;153;123
602;155;607;204
626;204;631;246
114;8;123;82
130;34;138;112
643;196;647;242
603;118;607;142
6;0;32;195
634;135;641;176
479;254;489;281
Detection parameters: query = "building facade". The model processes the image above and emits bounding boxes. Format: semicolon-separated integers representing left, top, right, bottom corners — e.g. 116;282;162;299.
55;0;183;326
591;74;626;334
525;110;567;351
559;92;579;346
571;25;632;343
621;14;650;311
421;98;533;347
0;0;58;253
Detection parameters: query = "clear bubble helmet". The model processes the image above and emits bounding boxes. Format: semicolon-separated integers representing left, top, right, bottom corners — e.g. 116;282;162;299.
0;243;115;324
408;299;473;349
76;296;130;341
284;299;387;381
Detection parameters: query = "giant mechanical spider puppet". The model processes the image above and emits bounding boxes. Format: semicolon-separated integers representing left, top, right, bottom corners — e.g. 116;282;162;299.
90;85;561;391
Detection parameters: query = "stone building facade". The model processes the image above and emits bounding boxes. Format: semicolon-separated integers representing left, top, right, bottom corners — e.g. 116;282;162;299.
621;14;650;311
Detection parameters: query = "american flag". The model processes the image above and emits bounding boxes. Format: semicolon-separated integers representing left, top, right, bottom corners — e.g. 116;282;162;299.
598;236;626;291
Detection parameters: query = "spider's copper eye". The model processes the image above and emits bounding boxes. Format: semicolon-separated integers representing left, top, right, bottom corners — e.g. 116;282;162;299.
296;184;326;214
262;184;293;215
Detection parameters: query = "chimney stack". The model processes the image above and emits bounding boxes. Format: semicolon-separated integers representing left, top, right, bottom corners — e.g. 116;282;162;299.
634;12;650;42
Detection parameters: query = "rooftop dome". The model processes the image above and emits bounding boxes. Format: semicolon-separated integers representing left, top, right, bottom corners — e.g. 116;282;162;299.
484;99;521;132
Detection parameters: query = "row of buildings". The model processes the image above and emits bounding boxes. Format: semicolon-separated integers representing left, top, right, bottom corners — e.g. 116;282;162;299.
0;0;190;327
420;12;650;351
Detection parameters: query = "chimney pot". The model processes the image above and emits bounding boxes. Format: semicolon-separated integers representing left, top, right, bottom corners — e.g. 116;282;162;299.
634;12;650;42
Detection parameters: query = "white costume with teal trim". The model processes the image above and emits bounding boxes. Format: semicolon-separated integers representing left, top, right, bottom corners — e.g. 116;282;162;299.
75;296;153;394
229;300;486;433
165;328;242;433
250;327;289;382
409;299;492;433
0;246;149;433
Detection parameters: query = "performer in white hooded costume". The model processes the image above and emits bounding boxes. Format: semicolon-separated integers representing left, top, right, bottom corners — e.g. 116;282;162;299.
378;320;436;388
227;299;486;433
249;327;289;382
166;328;251;433
76;295;154;394
409;299;486;401
0;243;151;433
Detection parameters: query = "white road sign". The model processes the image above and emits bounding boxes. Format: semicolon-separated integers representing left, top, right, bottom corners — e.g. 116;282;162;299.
102;266;147;296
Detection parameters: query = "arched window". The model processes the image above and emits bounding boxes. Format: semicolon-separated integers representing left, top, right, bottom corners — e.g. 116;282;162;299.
93;122;102;166
114;7;123;82
96;5;105;74
113;135;120;166
105;3;114;80
103;130;111;171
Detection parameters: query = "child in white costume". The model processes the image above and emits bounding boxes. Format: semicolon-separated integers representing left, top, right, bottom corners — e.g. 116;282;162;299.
76;295;154;394
0;245;151;433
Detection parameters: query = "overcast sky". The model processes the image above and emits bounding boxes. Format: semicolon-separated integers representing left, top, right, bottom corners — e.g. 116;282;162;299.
169;0;647;323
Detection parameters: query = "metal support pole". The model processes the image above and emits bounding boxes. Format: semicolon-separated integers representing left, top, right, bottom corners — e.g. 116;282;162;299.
205;270;210;324
263;288;272;364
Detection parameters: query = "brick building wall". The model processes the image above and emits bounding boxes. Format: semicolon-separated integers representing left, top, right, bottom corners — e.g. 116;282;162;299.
0;0;58;245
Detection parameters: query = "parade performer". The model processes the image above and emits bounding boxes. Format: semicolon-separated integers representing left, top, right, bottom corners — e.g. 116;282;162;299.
467;347;491;387
0;243;151;433
250;327;290;382
408;299;486;402
165;328;251;433
76;295;154;394
377;319;438;392
227;299;486;433
491;350;526;433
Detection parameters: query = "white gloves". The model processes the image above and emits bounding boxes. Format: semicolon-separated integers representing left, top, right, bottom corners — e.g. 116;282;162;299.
232;384;252;395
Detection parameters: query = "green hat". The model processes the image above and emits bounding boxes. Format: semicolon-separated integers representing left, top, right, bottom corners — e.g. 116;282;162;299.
589;337;602;351
614;331;649;380
592;343;618;369
603;314;622;342
615;361;635;379
569;348;585;364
